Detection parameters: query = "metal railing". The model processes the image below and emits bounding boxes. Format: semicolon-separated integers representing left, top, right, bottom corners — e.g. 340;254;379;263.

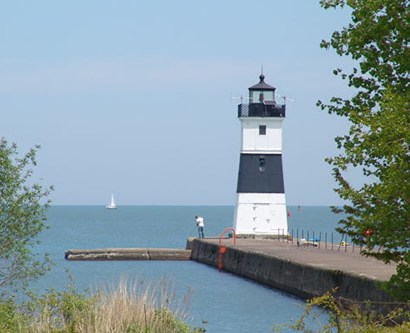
238;103;286;118
274;228;370;253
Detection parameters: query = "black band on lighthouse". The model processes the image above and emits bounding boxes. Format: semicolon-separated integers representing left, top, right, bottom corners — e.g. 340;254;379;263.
236;154;285;193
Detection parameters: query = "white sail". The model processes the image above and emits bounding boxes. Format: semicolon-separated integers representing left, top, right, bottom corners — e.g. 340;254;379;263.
106;193;117;209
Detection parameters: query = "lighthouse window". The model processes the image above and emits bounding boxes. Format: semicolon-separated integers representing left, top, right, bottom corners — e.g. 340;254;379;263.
259;156;265;172
259;125;266;135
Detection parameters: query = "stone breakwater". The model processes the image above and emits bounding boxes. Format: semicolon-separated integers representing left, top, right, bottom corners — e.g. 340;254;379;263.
65;248;192;261
187;237;397;306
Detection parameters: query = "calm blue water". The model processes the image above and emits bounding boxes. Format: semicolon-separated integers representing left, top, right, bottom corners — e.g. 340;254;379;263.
33;205;340;332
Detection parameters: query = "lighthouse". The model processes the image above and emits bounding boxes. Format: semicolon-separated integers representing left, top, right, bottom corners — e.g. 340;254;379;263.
233;74;288;237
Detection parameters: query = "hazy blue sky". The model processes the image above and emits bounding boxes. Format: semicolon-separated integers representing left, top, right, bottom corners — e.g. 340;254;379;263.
1;1;355;206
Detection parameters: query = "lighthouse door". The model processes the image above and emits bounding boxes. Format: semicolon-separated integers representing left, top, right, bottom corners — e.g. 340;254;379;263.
253;203;272;233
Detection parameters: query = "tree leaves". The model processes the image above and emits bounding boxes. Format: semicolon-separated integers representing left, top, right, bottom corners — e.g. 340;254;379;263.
320;1;410;300
0;138;53;295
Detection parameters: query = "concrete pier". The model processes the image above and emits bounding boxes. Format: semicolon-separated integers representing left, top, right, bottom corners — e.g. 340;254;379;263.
65;248;192;261
65;238;400;309
188;237;398;306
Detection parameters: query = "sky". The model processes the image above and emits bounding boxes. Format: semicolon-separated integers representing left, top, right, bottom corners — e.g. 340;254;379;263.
0;1;356;206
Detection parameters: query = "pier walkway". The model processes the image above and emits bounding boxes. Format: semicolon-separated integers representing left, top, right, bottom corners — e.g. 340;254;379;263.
188;237;397;304
189;237;396;281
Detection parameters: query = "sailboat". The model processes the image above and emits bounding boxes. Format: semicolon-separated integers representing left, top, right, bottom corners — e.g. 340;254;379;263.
106;193;117;209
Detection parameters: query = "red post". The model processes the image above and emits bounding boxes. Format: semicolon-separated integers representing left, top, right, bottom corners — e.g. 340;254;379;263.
217;227;236;271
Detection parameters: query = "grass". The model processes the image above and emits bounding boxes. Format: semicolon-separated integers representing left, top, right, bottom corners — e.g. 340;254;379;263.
1;277;205;333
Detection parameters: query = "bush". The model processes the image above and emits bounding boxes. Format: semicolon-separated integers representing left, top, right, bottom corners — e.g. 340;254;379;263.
274;290;410;333
0;297;24;333
0;279;206;333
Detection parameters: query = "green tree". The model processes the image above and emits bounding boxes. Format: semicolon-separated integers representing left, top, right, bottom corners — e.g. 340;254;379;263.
318;0;410;300
0;138;53;295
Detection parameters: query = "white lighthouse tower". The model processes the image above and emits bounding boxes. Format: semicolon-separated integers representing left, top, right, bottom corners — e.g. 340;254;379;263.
233;74;288;237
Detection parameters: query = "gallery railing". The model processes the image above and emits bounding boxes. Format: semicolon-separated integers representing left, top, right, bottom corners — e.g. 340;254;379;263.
238;103;286;118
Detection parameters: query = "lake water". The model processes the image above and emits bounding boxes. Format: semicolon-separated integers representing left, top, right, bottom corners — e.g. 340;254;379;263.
33;205;341;332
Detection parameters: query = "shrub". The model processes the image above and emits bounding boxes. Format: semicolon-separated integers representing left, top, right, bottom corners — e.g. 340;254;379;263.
0;278;206;333
274;290;410;333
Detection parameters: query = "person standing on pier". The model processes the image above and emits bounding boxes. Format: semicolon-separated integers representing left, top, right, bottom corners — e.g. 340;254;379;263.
195;216;205;238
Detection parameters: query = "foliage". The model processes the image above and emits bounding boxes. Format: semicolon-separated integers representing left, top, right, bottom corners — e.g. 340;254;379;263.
24;285;96;333
0;297;27;333
150;308;206;333
2;278;207;333
0;138;53;295
318;0;410;300
274;290;410;333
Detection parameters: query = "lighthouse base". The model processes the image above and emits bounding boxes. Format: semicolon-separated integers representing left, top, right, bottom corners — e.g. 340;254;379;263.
233;193;288;236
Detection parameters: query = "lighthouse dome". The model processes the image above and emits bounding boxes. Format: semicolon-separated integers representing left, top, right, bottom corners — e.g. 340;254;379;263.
249;74;276;91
